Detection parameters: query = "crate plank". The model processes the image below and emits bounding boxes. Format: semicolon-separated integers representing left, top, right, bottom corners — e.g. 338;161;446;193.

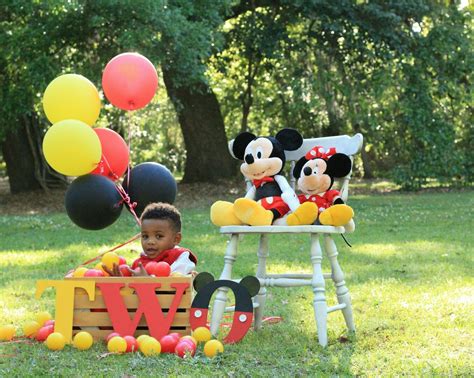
73;310;190;327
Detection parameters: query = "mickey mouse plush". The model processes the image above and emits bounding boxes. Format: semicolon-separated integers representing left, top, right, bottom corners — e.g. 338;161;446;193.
210;128;318;226
292;146;354;227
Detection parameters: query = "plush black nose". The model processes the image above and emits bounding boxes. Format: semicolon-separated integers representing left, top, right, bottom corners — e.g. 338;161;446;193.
303;167;312;176
245;154;254;164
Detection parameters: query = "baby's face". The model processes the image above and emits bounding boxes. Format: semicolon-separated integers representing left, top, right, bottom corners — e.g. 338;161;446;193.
140;219;181;259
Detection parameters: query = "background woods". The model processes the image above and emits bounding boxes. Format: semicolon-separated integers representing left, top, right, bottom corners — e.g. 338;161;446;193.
0;1;472;193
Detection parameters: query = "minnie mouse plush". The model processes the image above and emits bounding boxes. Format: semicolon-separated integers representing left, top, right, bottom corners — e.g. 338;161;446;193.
210;128;318;226
291;146;354;227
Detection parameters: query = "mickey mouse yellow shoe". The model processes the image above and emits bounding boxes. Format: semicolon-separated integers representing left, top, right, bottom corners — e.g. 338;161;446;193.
210;201;243;226
319;204;354;226
233;198;274;226
286;202;318;226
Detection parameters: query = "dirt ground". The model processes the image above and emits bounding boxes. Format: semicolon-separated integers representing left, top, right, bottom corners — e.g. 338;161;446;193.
0;176;464;215
0;176;248;215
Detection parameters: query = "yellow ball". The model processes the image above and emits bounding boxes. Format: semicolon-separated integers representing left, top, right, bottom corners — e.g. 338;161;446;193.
140;337;161;356
36;311;52;326
45;332;66;351
192;327;212;343
73;331;93;351
136;334;151;347
101;252;120;270
204;339;224;358
107;336;127;353
23;321;41;338
0;325;16;341
72;267;88;278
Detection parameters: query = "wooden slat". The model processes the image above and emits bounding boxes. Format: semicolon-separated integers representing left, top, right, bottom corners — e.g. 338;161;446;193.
73;328;191;341
74;291;192;309
73;310;190;327
66;276;192;291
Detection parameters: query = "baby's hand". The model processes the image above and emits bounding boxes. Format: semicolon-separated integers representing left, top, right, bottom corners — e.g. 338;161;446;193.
102;263;122;277
131;262;149;277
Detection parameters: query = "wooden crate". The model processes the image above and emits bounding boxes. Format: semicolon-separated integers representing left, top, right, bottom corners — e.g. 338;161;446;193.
67;276;192;340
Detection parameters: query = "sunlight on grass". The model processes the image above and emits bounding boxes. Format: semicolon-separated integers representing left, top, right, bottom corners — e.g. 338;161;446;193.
0;191;473;375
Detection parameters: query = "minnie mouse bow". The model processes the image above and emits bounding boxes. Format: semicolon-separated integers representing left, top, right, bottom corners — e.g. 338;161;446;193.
305;146;337;160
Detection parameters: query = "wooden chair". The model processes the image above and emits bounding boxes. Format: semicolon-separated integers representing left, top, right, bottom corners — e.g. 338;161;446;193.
209;133;363;347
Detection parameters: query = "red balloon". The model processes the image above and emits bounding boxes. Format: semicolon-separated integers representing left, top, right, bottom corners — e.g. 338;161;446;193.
118;256;127;265
91;128;129;180
102;52;158;111
106;332;121;343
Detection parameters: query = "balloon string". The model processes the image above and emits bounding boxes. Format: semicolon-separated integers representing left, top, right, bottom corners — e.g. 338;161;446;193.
101;154;120;181
115;182;141;226
69;232;141;273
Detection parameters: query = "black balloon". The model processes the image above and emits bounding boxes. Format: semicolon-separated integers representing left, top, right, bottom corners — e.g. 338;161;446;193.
122;162;177;216
65;174;123;230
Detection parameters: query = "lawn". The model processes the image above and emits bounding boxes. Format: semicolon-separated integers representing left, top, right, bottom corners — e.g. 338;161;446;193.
0;190;473;376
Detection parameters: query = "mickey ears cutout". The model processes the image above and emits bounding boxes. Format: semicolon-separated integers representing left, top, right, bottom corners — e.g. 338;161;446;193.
193;272;261;297
239;276;260;297
193;272;215;292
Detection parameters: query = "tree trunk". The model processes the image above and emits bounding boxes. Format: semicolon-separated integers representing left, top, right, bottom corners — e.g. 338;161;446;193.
162;68;237;183
2;122;41;194
2;115;67;194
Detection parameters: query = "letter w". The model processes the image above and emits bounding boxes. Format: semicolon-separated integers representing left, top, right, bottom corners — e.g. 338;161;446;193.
97;282;189;340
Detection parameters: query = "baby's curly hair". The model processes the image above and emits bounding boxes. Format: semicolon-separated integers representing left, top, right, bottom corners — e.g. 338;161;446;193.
140;202;182;232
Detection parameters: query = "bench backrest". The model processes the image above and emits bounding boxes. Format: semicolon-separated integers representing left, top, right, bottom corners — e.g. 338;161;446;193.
229;133;363;202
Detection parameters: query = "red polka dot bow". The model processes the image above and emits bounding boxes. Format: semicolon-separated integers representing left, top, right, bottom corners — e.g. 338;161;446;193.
305;146;337;160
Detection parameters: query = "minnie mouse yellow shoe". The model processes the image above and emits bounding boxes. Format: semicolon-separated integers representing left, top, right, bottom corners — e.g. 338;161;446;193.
319;204;354;227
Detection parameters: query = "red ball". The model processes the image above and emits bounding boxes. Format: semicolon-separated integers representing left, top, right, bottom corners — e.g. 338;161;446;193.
154;262;171;277
119;264;132;277
144;262;159;275
124;335;138;353
106;332;121;343
159;335;178;353
84;269;104;277
118;256;127;265
168;332;181;342
175;340;196;358
44;320;55;327
36;325;54;342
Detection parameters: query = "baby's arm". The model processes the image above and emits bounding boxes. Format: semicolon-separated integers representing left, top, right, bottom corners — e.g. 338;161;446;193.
171;252;196;275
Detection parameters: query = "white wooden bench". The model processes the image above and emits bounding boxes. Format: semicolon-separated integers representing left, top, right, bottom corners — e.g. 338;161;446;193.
210;133;363;347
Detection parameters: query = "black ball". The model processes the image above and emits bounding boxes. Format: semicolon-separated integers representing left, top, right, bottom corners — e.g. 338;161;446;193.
122;162;177;217
65;174;123;230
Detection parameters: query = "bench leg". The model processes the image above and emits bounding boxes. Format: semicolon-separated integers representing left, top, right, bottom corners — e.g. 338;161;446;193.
310;234;328;347
254;234;269;330
210;234;239;336
324;235;355;332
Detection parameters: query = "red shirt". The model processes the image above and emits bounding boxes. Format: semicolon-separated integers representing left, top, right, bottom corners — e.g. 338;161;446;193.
131;246;197;269
298;190;341;211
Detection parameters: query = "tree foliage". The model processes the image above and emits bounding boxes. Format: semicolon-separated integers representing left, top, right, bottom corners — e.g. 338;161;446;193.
0;1;472;191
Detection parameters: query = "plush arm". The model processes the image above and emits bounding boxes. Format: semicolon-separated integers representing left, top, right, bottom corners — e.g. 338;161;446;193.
274;175;300;212
170;252;196;275
244;185;256;199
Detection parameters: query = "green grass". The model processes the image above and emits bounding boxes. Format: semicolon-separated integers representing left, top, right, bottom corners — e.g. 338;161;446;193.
1;191;473;376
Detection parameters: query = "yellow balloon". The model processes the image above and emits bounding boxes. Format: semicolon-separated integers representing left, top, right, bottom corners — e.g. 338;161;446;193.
43;74;101;126
43;119;101;176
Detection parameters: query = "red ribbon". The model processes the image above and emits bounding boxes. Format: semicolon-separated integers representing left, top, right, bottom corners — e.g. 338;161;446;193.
253;177;274;188
305;146;337;160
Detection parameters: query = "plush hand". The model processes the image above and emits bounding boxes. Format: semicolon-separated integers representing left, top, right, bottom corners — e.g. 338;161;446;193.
319;204;354;227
